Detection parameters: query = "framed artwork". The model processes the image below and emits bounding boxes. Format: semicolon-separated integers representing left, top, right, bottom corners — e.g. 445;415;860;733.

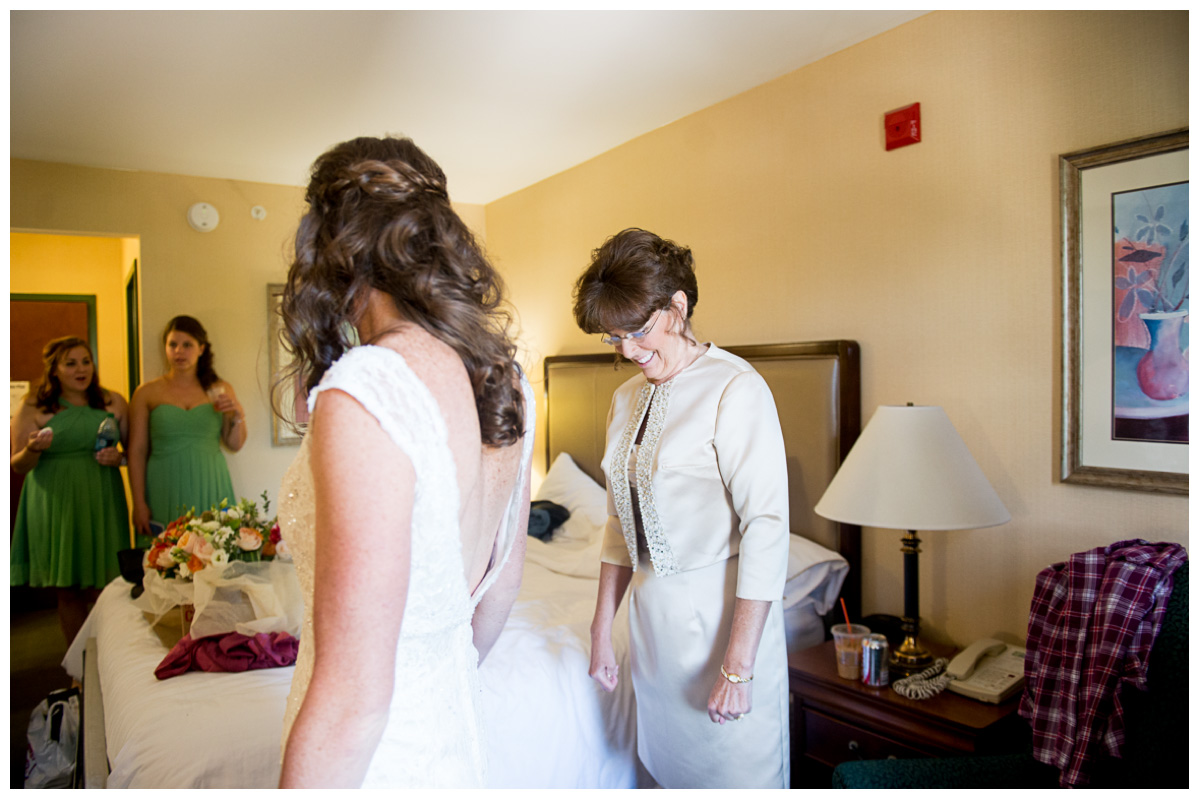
1061;128;1188;494
267;283;308;445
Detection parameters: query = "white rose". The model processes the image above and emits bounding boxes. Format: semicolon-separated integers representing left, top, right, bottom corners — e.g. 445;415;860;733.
200;520;221;532
156;549;176;569
274;539;291;560
237;527;264;551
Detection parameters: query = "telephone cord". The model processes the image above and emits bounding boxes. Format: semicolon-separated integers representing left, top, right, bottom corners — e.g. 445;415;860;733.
891;658;952;700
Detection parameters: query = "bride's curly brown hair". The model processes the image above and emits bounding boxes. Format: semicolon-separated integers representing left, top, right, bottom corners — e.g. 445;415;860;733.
280;136;524;447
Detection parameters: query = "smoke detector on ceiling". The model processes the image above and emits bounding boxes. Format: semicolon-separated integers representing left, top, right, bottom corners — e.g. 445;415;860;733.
186;202;220;233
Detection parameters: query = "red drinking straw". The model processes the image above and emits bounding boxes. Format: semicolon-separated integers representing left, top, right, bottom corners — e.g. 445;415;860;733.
840;597;852;630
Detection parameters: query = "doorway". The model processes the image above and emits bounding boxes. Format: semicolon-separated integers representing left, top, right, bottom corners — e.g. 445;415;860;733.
9;232;140;594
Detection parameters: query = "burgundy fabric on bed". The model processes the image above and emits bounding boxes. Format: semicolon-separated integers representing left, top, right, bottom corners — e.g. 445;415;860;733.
155;631;298;679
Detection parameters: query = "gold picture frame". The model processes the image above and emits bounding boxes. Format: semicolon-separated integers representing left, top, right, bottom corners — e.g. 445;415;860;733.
1060;128;1188;495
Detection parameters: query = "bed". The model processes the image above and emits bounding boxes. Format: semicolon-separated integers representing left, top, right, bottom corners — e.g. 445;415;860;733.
64;339;860;788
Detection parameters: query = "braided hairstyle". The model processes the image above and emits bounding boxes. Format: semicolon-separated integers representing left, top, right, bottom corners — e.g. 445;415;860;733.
34;336;107;413
281;136;524;447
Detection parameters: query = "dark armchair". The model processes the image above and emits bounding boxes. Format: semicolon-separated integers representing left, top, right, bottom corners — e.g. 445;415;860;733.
833;560;1188;789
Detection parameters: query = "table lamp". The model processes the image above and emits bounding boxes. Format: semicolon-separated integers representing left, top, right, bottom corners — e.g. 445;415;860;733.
814;404;1010;676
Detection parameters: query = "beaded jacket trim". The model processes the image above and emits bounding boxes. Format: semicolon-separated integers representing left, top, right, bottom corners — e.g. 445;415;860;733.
611;380;678;577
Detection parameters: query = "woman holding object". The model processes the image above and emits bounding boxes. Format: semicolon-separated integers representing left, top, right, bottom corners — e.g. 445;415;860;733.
128;315;244;535
11;337;130;645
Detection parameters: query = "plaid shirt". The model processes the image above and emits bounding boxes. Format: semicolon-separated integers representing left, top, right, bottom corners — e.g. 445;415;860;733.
1019;539;1186;787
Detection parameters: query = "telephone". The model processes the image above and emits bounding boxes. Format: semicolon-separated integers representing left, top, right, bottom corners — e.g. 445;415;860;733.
891;638;1025;703
945;639;1025;704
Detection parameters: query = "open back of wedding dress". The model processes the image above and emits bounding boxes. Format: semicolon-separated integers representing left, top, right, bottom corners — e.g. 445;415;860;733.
277;345;534;788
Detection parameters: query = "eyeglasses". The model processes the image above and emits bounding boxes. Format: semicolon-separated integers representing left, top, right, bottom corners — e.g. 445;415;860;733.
600;309;665;346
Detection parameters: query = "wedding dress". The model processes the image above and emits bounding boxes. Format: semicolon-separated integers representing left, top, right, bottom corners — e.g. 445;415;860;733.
278;345;534;787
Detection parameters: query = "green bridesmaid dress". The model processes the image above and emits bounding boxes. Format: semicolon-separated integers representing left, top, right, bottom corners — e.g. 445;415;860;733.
145;403;236;524
10;401;129;588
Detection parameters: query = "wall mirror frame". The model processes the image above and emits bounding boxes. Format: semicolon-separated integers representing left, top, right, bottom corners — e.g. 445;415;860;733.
267;283;306;446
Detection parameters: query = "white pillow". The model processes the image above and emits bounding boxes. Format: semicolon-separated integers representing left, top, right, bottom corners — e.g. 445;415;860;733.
782;534;848;614
534;453;608;542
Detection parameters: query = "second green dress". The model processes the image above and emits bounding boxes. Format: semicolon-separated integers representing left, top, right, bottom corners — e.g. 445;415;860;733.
146;403;236;524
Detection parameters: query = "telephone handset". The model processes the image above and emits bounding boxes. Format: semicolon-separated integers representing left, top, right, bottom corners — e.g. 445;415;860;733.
945;638;1025;703
891;638;1025;704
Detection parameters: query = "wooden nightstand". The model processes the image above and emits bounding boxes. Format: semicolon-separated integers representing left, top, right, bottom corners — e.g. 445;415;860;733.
789;640;1025;788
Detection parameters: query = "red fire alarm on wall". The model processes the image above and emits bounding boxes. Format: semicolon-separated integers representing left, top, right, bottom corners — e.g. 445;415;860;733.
885;102;921;151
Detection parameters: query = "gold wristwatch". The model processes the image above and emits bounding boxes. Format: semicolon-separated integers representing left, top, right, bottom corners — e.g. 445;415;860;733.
720;664;753;684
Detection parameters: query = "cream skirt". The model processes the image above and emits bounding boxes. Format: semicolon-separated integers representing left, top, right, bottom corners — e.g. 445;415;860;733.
628;551;790;789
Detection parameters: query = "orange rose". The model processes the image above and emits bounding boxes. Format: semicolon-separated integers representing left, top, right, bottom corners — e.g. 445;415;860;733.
187;553;206;574
145;546;165;569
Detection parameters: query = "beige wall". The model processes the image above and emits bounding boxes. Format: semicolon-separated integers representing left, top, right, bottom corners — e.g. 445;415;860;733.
10;232;134;395
485;10;1189;646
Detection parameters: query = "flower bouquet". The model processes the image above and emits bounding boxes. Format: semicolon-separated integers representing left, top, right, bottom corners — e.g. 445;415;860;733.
144;492;287;580
134;493;301;649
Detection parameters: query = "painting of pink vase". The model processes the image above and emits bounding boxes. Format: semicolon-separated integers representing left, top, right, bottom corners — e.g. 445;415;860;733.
1110;181;1187;445
1136;311;1189;400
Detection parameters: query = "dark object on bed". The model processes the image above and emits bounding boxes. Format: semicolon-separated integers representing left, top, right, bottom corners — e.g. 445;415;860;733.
832;560;1189;789
528;500;571;541
117;548;146;598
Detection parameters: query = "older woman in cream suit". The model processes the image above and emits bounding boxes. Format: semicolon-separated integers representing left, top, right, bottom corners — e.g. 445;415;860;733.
574;228;790;789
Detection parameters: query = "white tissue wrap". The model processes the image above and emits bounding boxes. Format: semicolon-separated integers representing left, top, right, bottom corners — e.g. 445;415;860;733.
134;561;304;639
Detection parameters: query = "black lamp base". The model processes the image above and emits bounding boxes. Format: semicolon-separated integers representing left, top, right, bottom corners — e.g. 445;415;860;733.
894;529;932;679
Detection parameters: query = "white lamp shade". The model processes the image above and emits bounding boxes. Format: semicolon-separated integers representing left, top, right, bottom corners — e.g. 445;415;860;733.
815;405;1010;531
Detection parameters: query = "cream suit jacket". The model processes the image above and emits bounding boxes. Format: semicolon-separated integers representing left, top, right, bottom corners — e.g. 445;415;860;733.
599;345;790;601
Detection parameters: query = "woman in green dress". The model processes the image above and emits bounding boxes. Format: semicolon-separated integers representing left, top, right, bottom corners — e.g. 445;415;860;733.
128;315;246;539
11;337;131;645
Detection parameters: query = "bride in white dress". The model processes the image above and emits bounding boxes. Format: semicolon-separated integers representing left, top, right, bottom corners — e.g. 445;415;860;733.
276;137;533;788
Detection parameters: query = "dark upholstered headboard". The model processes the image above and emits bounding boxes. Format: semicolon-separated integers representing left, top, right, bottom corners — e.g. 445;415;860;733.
543;340;862;619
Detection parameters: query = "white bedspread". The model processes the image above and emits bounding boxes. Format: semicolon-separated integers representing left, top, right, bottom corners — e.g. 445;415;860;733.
62;554;640;789
480;546;640;788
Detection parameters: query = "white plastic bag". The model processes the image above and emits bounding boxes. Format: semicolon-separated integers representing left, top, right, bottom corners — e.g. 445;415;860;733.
24;687;80;789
